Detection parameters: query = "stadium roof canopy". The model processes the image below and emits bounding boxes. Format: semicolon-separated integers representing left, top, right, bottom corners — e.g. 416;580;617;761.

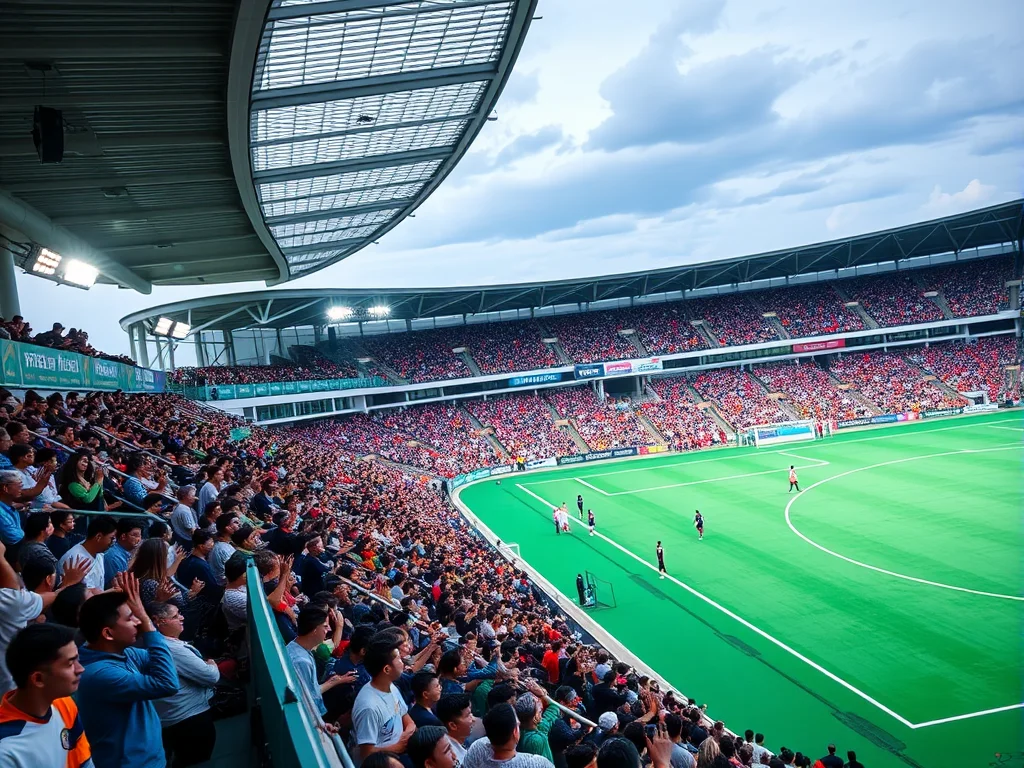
0;0;536;292
121;199;1024;335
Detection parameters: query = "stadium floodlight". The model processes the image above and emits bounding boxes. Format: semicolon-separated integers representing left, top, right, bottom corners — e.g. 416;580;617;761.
170;321;191;339
61;259;98;288
368;305;391;318
31;247;62;275
327;306;353;321
154;317;175;336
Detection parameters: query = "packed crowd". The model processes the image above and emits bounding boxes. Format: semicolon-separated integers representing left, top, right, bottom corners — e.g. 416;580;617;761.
753;363;872;422
757;285;863;338
922;255;1013;318
685;295;780;348
362;328;474;383
0;384;860;768
828;352;967;413
460;322;559;375
641;380;725;451
691;369;788;431
171;348;360;387
844;275;944;327
545;389;654;450
312;405;502;479
909;336;1019;403
620;304;708;356
465;394;581;460
543;311;638;365
0;315;134;365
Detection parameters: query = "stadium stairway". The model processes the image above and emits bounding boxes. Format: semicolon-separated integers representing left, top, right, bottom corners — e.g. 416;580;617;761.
535;321;575;365
689;319;721;348
831;283;880;329
636;410;669;446
747;370;803;421
907;272;955;319
903;357;968;401
817;363;884;415
543;398;593;452
462;405;511;460
623;330;649;357
459;350;484;377
749;294;791;339
683;381;737;433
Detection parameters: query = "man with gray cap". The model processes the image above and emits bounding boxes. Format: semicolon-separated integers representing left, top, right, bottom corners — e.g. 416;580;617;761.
516;679;560;761
587;713;619;748
170;485;198;549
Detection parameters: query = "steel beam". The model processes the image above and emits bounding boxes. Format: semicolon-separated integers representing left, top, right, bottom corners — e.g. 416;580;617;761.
0;39;225;60
268;0;500;22
53;205;242;227
252;146;452;184
0;170;234;194
251;112;480;148
251;63;495;111
264;199;410;227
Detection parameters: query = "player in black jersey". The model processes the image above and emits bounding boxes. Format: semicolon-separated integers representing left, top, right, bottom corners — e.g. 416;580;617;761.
587;509;596;536
694;510;704;540
656;541;666;579
577;494;584;519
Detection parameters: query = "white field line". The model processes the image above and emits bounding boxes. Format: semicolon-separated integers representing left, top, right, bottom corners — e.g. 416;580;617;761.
574;477;609;496
592;463;826;497
986;424;1024;432
784;446;1024;601
910;702;1024;728
514;482;917;729
778;451;831;466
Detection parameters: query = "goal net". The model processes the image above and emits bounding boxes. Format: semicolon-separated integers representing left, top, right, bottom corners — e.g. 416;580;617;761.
747;419;821;448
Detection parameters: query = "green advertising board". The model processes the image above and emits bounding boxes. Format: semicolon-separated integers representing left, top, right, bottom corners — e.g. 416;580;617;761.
0;339;164;393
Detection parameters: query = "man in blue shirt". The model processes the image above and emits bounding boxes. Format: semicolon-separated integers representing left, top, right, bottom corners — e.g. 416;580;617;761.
103;518;144;588
0;470;24;548
76;574;180;768
294;534;333;599
285;605;355;726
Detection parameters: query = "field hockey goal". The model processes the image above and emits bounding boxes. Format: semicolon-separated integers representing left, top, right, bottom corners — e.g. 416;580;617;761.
496;541;521;561
584;571;617;609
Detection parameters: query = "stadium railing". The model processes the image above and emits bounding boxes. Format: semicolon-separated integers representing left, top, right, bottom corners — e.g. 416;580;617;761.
246;561;354;768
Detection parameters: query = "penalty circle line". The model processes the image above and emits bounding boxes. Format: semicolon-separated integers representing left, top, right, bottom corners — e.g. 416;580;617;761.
784;446;1023;601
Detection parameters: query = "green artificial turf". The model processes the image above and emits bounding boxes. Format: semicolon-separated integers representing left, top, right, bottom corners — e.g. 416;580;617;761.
457;411;1023;768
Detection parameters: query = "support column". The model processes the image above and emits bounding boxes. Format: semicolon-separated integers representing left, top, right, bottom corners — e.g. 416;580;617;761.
0;244;21;318
168;340;176;370
195;331;207;367
224;330;237;366
136;324;151;368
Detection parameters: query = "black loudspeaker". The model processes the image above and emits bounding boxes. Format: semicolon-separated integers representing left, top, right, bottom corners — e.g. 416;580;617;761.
32;106;64;163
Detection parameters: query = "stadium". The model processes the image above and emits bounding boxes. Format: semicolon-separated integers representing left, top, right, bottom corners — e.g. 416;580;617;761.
0;3;1021;768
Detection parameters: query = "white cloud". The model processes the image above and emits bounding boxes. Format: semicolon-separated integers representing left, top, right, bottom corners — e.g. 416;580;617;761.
925;178;997;214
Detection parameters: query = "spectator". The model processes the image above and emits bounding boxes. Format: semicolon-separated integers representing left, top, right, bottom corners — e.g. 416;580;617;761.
170;485;198;549
408;724;461;768
76;574;180;768
549;686;589;768
817;745;843;768
209;513;241;586
351;637;416;761
14;512;58;573
410;671;444;727
46;509;79;560
103;517;144;589
58;515;117;596
286;605;354;728
0;470;24;547
566;743;598;768
0;623;91;768
844;750;864;768
220;552;250;633
150;601;221;766
437;693;474;764
464;702;554;768
515;679;560;761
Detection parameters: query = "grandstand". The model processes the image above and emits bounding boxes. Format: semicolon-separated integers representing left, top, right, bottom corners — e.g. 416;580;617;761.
0;0;1022;764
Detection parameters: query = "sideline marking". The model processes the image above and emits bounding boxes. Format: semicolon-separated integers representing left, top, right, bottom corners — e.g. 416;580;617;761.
785;447;1023;601
987;424;1024;433
911;702;1024;728
574;478;608;495
514;482;916;729
589;463;826;497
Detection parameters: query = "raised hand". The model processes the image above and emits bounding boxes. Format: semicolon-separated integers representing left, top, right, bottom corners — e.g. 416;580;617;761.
60;556;91;588
156;578;179;603
188;578;205;599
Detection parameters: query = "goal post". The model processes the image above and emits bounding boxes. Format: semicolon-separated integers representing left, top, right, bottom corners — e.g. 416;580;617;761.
584;571;617;609
747;419;821;448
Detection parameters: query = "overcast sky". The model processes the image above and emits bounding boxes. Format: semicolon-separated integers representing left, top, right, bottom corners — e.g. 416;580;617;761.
14;0;1024;359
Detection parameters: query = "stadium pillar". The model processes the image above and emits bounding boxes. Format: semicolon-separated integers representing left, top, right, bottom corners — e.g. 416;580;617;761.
0;243;20;318
135;323;150;368
168;339;176;370
225;330;237;366
195;331;207;367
